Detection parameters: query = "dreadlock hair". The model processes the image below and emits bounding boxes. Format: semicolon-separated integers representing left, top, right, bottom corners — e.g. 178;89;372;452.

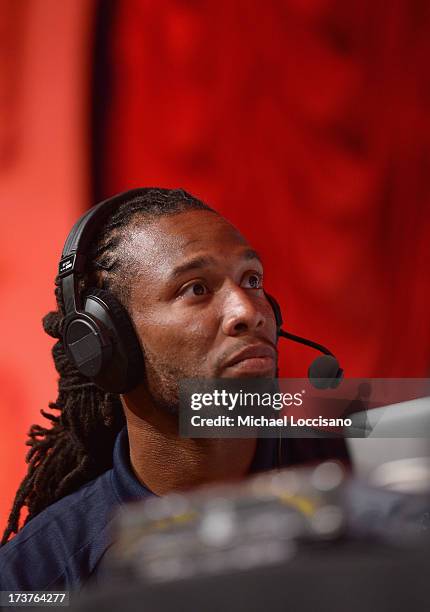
1;188;215;545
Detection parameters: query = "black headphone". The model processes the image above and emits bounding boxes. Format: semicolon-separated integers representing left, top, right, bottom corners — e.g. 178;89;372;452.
58;189;343;394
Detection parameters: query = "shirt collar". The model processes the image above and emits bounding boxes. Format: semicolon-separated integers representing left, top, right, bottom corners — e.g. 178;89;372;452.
111;427;153;504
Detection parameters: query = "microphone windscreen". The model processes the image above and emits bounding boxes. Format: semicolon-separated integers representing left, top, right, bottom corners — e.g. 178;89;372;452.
308;355;343;389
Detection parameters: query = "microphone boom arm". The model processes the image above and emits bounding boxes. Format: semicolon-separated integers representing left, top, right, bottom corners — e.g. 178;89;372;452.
278;329;334;357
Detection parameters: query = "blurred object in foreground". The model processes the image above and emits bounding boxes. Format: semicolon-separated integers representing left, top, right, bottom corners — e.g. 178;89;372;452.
371;457;430;494
71;461;430;612
102;458;430;588
107;461;346;585
73;542;430;612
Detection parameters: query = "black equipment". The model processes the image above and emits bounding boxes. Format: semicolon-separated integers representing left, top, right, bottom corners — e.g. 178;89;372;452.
58;189;343;393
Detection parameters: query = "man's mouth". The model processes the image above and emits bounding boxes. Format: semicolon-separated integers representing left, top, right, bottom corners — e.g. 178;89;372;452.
221;343;277;376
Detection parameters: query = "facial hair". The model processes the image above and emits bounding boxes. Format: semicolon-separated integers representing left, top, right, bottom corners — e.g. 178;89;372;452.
141;344;209;415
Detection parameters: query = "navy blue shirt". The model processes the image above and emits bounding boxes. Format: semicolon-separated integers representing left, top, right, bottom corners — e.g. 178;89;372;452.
0;429;283;592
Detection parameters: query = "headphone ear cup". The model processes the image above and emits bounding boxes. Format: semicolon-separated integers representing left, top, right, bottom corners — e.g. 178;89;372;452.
63;312;112;379
83;288;145;393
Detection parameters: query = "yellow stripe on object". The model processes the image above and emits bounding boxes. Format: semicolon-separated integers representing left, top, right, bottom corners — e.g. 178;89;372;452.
278;493;317;516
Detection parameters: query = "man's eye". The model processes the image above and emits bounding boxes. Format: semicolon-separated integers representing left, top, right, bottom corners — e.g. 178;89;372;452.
182;282;209;297
242;272;263;289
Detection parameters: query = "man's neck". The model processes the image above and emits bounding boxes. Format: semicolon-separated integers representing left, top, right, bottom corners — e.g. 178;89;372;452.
122;387;257;496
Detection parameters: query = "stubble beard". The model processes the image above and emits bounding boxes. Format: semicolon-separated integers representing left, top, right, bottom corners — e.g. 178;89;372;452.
142;347;205;416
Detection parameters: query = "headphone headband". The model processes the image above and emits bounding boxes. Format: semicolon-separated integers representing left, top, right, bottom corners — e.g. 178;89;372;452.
59;189;156;279
59;188;163;318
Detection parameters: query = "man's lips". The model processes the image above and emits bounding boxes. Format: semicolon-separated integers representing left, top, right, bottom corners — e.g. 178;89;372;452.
222;343;277;369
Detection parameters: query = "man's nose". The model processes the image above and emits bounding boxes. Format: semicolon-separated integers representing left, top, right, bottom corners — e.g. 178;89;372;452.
221;286;266;337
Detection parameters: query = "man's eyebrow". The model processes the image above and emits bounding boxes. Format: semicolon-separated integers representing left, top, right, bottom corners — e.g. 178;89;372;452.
169;249;262;281
170;256;217;280
242;248;262;264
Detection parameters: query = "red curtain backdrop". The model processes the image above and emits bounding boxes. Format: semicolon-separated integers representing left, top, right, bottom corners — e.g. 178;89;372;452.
0;0;94;533
102;0;430;378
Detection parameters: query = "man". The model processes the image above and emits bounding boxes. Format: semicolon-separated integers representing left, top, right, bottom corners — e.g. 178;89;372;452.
0;188;346;591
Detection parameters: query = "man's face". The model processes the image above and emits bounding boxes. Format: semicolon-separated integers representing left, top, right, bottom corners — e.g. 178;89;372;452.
126;209;278;410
